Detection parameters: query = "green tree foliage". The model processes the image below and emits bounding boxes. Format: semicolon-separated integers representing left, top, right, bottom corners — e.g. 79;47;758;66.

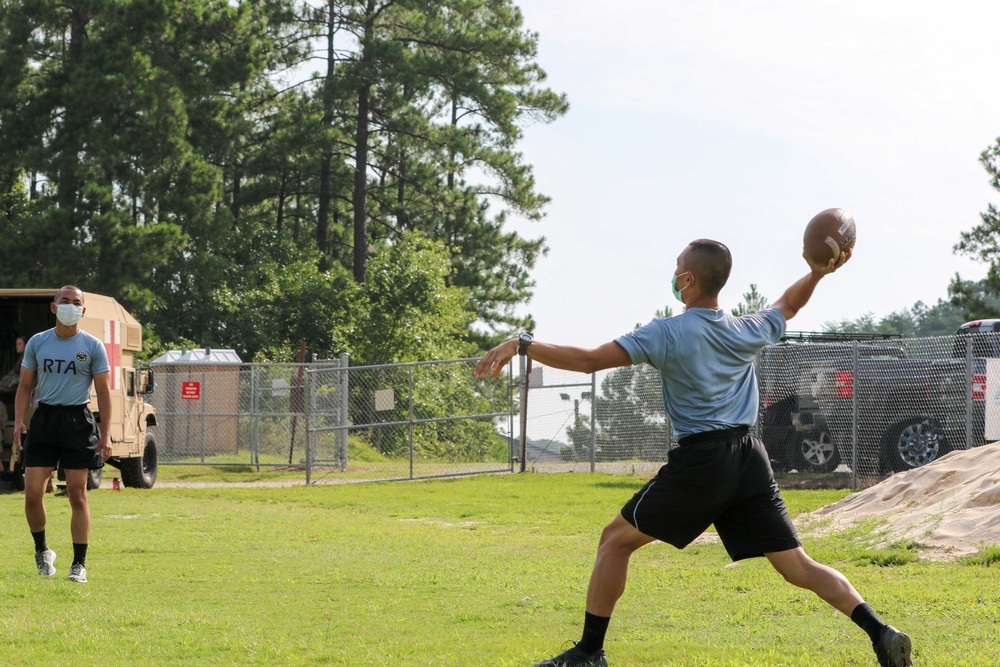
0;0;565;363
951;139;1000;322
731;283;770;316
308;0;567;343
0;0;275;306
948;277;1000;322
821;298;968;337
346;233;476;365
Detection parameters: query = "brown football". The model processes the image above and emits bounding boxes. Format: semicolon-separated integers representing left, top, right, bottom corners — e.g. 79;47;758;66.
803;208;856;266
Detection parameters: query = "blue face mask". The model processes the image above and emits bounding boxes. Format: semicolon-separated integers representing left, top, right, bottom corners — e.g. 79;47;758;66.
671;271;691;301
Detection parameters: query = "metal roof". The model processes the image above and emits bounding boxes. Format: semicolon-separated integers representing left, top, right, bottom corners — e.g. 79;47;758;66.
150;348;243;365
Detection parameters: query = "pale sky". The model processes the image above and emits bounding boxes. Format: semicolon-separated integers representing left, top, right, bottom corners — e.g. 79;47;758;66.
506;0;998;346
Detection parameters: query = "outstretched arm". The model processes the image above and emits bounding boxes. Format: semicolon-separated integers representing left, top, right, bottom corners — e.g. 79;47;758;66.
773;249;851;321
475;339;631;378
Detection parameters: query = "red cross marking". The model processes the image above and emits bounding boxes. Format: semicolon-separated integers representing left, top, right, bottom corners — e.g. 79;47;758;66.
104;319;121;390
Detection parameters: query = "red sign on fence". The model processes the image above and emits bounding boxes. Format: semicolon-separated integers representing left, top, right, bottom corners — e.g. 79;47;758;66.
181;381;202;400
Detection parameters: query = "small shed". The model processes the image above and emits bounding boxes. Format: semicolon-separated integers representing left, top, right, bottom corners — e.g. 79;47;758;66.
150;348;243;459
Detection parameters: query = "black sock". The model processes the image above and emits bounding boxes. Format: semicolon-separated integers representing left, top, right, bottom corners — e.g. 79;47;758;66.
850;603;886;644
578;612;611;654
31;530;47;553
72;543;88;567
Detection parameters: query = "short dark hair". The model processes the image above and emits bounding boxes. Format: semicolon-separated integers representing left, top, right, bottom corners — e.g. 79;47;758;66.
54;285;84;303
686;240;732;296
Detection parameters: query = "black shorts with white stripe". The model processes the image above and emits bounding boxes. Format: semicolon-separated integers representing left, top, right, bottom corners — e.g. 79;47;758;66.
620;426;800;561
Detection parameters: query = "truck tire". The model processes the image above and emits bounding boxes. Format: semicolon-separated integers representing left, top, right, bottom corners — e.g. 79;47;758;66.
58;464;102;490
87;467;103;490
797;430;841;473
881;419;946;473
120;432;158;489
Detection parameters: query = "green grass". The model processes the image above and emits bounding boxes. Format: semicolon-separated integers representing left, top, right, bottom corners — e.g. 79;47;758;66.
153;434;510;484
0;474;996;665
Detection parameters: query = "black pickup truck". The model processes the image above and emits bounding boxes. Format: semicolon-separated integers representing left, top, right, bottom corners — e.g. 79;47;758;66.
791;321;1000;477
757;333;905;473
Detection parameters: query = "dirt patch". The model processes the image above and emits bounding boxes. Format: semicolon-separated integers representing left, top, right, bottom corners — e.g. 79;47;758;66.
799;442;1000;560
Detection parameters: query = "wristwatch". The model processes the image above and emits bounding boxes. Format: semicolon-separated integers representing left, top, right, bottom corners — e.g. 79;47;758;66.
517;333;533;356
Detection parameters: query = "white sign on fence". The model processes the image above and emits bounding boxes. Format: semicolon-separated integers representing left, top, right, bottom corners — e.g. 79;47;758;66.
374;389;395;412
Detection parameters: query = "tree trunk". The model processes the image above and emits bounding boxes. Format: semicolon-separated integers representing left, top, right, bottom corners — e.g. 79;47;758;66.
353;81;370;282
57;4;89;222
318;154;332;271
316;0;337;273
276;174;286;235
352;0;377;283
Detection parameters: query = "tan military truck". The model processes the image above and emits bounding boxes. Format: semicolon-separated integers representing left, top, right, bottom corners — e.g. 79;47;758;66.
0;289;158;490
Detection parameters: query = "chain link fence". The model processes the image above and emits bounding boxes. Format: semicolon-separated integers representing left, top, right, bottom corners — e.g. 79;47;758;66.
149;357;515;483
516;361;672;476
522;331;1000;488
150;360;345;469
148;331;1000;488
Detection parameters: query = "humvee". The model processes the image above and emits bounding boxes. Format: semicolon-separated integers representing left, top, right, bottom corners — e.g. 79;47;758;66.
0;289;158;490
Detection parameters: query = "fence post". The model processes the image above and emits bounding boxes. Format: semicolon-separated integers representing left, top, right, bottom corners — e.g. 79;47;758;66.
305;366;313;485
508;362;516;471
200;370;207;464
589;371;597;473
250;366;259;468
850;343;858;490
518;355;528;473
408;364;415;480
339;353;349;471
966;335;974;452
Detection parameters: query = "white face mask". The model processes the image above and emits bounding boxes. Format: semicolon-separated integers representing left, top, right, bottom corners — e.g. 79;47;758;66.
56;304;84;326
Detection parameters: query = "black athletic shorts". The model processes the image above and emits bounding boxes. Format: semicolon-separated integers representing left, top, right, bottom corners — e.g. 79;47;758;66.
23;403;103;470
620;426;800;561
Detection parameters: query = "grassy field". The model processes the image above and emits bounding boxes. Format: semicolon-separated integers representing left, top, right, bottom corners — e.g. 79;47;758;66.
0;473;996;666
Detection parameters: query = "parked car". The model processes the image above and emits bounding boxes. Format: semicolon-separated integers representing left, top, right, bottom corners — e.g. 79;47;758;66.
797;320;1000;476
757;332;904;473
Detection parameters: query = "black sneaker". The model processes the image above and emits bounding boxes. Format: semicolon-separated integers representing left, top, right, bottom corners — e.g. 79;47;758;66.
874;625;912;667
534;643;608;667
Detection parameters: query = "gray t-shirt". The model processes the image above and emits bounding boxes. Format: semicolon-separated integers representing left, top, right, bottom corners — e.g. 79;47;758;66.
22;329;111;406
615;307;786;438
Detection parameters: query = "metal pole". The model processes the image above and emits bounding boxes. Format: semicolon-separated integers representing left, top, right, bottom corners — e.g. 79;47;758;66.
250;366;259;469
340;353;349;471
305;367;313;485
200;370;207;464
589;372;597;473
850;343;858;490
508;362;516;472
966;335;974;452
408;364;415;480
518;355;528;473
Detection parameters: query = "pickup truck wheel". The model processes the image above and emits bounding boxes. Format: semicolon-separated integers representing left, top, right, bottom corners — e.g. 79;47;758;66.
797;430;840;473
120;432;158;489
882;419;946;472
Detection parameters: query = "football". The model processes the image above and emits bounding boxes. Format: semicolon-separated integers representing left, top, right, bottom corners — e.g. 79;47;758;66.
803;208;856;266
